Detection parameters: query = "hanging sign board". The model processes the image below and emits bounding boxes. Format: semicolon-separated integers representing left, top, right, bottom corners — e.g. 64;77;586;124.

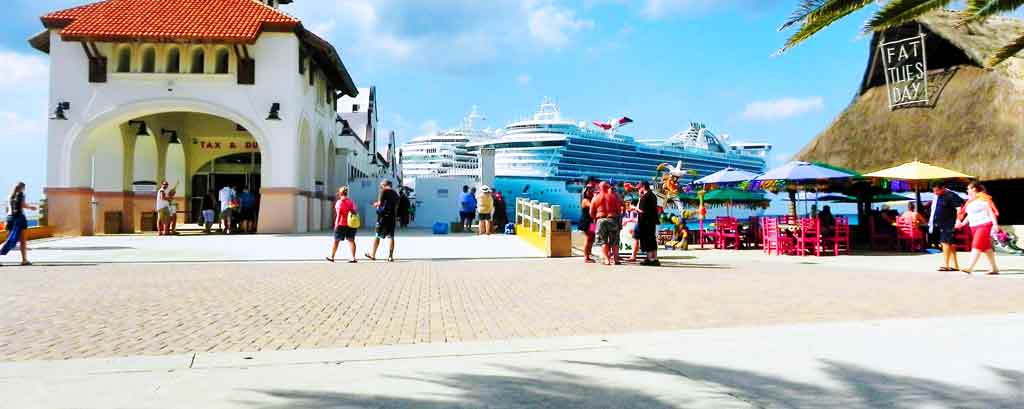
879;34;929;109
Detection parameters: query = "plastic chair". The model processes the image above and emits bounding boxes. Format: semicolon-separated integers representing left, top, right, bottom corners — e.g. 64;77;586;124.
953;226;973;252
868;217;896;251
715;217;742;250
896;219;925;252
796;217;822;256
763;217;794;256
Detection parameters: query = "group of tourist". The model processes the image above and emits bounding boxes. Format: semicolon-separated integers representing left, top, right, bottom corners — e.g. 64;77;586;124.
458;185;508;235
580;180;661;266
326;179;403;263
154;182;258;236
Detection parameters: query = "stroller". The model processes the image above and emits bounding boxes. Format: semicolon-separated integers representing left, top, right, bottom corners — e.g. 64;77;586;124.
994;229;1024;256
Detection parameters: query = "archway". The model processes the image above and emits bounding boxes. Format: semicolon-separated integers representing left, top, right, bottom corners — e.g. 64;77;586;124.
59;100;272;234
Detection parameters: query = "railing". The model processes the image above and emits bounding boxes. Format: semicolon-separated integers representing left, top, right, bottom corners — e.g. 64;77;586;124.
516;198;561;238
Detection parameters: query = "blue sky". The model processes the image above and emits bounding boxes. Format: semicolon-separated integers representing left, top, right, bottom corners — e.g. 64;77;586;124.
2;0;892;199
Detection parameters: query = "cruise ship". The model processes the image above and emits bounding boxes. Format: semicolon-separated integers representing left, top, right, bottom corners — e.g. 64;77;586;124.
469;99;771;221
399;107;495;188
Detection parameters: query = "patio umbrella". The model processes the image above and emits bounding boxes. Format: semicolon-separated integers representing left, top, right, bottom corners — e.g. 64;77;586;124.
833;193;913;204
702;189;769;217
754;161;857;219
693;168;760;186
863;161;974;211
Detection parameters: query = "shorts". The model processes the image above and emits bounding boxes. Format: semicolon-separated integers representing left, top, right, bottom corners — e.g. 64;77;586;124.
460;211;475;223
158;208;172;220
334;226;357;241
202;210;215;224
937;224;956;244
478;213;492;221
595;218;621;247
376;219;397;239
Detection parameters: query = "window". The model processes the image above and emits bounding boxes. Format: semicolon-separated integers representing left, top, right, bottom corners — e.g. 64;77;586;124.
116;46;131;73
190;48;205;74
140;47;156;73
166;48;181;73
214;48;230;74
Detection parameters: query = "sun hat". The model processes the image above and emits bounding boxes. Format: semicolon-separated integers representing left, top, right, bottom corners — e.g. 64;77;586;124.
480;185;493;193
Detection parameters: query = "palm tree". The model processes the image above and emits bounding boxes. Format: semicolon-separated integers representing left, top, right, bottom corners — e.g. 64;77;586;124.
778;0;1024;66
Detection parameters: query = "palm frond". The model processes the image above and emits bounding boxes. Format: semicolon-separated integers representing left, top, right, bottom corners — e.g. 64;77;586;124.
779;0;829;31
987;31;1024;65
963;0;1024;22
864;0;955;32
777;0;874;54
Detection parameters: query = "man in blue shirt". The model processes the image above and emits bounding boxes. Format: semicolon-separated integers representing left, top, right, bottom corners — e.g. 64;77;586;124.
458;185;477;232
239;186;257;233
929;183;965;272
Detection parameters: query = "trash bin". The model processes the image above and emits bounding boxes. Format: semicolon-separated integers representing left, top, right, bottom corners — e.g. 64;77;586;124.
140;212;158;232
545;220;572;258
103;211;123;234
433;222;450;235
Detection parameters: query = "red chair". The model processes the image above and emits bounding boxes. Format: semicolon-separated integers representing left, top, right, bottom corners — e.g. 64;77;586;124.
896;219;926;252
764;217;794;256
748;217;763;249
796;218;822;256
715;217;742;250
868;217;896;251
953;226;973;252
821;216;850;256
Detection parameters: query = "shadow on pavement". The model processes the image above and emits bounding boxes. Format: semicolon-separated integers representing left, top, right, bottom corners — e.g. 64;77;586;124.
246;359;1022;408
31;246;135;251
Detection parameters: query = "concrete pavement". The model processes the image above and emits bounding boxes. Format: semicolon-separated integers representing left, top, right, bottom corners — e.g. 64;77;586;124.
1;314;1021;408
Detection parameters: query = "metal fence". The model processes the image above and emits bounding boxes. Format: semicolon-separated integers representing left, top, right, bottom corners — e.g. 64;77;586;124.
515;198;561;238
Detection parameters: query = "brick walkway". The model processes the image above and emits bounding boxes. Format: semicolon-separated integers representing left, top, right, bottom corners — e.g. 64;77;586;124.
1;254;1023;361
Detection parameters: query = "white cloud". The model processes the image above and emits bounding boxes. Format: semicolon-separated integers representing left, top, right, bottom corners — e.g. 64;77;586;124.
0;51;48;88
517;74;532;86
419;120;440;135
526;0;594;49
0;111;45;139
290;0;593;71
589;0;778;19
741;96;824;121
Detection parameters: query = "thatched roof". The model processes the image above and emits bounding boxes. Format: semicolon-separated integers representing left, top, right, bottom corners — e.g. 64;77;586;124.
798;10;1024;181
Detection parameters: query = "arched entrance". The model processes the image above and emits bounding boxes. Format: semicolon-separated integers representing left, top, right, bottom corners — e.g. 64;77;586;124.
55;101;272;234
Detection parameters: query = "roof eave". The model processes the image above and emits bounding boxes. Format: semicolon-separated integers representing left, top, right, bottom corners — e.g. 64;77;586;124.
28;30;50;54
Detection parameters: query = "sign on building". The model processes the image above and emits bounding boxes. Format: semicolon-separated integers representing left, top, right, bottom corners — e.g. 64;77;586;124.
879;34;929;109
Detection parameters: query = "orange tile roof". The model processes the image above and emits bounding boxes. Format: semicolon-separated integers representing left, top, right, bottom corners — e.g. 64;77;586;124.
41;0;300;44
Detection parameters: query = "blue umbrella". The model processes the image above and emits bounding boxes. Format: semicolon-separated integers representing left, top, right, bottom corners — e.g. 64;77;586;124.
754;161;856;181
755;161;855;219
693;167;760;185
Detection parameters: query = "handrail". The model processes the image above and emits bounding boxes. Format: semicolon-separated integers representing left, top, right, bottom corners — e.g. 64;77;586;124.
515;197;561;238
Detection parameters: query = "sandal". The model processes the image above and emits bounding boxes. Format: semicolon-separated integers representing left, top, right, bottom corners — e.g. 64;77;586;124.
988;271;1000;275
364;253;376;261
325;257;335;263
20;262;32;266
937;267;953;272
348;259;358;264
584;258;597;264
387;257;395;263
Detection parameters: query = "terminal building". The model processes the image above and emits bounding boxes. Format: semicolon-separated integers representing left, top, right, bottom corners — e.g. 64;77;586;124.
31;0;397;235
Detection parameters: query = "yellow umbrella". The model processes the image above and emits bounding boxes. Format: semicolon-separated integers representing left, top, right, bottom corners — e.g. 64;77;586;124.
863;161;973;180
864;161;973;212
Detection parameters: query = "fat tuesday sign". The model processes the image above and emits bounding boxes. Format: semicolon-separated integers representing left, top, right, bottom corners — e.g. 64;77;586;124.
879;34;929;109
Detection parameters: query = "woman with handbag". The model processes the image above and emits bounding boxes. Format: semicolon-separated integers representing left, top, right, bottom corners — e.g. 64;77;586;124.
2;182;37;266
327;186;360;263
956;182;1000;274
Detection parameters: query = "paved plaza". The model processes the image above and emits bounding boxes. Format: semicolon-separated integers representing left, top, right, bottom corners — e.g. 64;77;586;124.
1;234;1023;362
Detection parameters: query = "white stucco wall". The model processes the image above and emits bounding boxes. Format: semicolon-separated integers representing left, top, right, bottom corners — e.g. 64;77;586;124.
45;31;353;193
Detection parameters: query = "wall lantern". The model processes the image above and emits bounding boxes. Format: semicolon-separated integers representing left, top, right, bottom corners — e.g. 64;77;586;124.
128;120;148;136
162;129;181;144
267;103;282;120
50;101;70;120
